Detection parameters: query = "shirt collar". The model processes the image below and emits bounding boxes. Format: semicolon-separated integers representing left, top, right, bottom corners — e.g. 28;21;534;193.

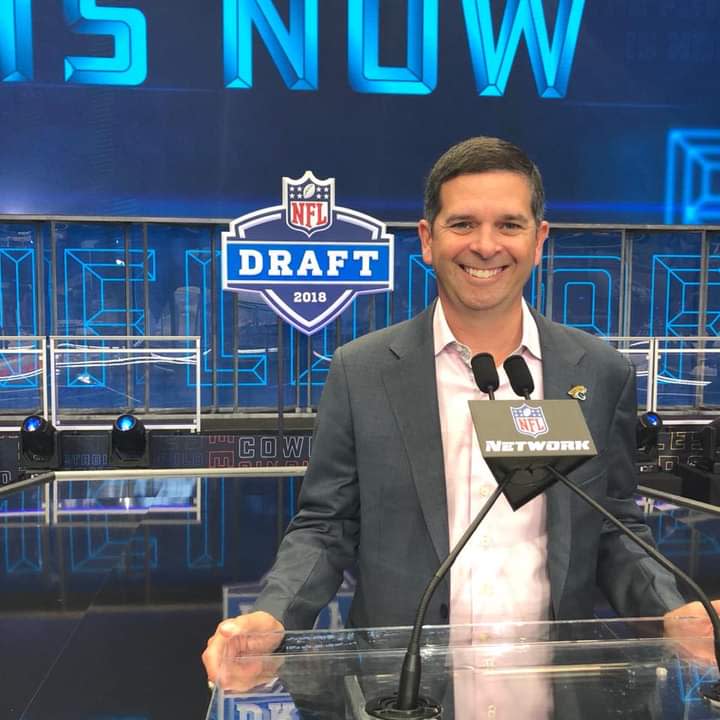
433;297;542;361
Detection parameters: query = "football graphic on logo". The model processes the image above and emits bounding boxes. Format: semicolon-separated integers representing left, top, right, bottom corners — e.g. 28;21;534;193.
303;183;316;199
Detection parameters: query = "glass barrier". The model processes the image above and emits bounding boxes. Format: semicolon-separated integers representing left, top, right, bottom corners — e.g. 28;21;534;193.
0;336;46;421
53;474;202;525
606;336;720;413
209;618;719;720
654;337;720;410
49;335;201;429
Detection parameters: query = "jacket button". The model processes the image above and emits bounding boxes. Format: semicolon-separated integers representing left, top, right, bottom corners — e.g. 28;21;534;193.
440;603;449;620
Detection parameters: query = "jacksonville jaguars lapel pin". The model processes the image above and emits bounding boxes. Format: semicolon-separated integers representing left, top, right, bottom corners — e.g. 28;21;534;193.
567;385;588;401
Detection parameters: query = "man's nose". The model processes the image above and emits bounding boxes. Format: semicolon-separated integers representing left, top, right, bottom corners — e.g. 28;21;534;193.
467;226;501;258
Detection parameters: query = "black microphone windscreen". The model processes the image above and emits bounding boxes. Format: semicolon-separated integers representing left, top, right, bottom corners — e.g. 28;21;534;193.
471;353;499;394
503;354;535;398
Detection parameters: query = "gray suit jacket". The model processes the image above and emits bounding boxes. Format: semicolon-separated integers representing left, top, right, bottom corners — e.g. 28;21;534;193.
256;304;685;630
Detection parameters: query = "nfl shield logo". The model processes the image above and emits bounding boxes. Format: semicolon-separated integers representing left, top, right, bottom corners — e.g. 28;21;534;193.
510;404;550;438
283;171;334;236
221;171;394;335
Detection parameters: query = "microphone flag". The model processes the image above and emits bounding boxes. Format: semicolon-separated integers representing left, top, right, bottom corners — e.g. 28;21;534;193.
469;399;597;510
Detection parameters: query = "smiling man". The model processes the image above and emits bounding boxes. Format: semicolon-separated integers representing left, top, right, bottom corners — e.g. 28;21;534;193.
204;137;717;684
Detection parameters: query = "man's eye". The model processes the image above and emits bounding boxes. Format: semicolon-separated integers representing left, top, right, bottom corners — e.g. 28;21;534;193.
447;221;474;232
499;222;523;232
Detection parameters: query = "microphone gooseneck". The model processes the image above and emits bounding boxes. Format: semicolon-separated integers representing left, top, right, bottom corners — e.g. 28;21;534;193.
503;354;534;399
366;352;504;719
471;352;499;400
365;478;513;719
545;464;720;689
502;354;720;703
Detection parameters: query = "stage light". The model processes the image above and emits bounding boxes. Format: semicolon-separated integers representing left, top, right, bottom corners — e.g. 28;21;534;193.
19;415;60;470
635;412;663;473
636;412;663;452
110;414;150;467
696;417;720;474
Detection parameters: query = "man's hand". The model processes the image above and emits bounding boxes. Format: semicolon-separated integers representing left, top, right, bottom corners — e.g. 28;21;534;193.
202;611;286;690
664;600;720;667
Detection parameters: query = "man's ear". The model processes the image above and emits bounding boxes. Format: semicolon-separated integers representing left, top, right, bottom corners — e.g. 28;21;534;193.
534;220;550;266
418;219;433;265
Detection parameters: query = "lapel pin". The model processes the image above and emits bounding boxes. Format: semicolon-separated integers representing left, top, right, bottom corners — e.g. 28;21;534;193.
567;385;588;401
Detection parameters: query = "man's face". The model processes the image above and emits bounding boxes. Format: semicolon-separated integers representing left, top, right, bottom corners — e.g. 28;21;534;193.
418;171;549;322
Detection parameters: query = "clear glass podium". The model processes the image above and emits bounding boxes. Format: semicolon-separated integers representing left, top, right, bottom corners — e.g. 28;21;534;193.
207;618;720;719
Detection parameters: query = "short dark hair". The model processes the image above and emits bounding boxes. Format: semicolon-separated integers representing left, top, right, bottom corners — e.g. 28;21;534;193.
423;137;545;226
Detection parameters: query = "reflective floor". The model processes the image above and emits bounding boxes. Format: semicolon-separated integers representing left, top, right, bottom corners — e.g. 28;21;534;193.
1;471;719;719
1;471;296;719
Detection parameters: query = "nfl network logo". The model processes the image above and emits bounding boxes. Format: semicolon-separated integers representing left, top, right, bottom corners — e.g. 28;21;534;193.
221;171;394;335
511;404;549;438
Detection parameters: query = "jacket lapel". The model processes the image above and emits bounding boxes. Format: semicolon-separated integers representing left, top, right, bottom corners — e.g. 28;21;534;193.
382;304;449;565
377;305;593;615
533;310;586;618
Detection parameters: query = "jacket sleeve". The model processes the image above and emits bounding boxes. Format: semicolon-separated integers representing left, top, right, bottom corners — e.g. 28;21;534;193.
596;362;686;617
254;346;360;630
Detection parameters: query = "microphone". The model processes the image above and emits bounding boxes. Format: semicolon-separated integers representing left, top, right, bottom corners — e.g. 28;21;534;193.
501;355;720;702
365;353;508;719
471;352;499;400
503;354;534;399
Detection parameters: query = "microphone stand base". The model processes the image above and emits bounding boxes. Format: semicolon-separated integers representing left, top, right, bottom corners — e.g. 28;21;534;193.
700;681;720;709
365;695;442;719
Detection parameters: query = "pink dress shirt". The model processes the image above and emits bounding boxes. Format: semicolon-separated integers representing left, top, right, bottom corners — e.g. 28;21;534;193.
433;299;552;718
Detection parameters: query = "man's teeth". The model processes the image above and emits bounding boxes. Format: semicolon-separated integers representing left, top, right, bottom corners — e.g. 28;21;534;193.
463;266;503;279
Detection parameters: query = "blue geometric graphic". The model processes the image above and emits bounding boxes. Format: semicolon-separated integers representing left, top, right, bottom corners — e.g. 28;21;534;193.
3;523;42;574
186;478;225;569
407;253;436;318
649;509;720;558
552;255;621;336
69;525;157;573
63;247;156;337
665;129;720;224
60;247;156;392
289;324;332;389
648;253;720;406
184;249;269;388
1;218;719;412
649;255;718;338
671;656;720;706
0;247;36;336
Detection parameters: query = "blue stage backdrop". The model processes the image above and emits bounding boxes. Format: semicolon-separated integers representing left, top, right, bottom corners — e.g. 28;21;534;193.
2;0;720;224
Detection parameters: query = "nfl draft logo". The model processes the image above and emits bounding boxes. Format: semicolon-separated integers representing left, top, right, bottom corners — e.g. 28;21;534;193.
221;171;394;335
510;404;549;438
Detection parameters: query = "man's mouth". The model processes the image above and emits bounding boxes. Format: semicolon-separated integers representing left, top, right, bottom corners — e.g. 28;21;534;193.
461;265;505;279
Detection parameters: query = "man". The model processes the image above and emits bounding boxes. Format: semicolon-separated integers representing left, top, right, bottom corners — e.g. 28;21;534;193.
204;137;717;681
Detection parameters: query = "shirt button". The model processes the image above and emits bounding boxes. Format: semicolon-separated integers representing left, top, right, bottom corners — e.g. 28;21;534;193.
479;486;490;497
479;535;491;548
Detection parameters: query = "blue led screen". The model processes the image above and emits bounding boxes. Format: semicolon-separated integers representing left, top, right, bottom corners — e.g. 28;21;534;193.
1;0;720;223
2;219;720;412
